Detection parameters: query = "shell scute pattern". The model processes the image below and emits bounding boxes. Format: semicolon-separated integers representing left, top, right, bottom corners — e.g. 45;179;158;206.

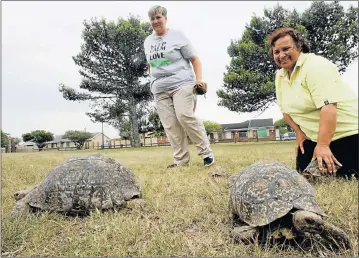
230;161;324;227
12;154;142;216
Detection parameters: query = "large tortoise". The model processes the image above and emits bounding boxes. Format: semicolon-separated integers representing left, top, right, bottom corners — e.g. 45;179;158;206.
229;161;351;249
11;153;143;217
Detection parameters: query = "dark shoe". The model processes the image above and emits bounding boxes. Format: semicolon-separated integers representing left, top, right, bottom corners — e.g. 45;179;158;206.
204;156;215;167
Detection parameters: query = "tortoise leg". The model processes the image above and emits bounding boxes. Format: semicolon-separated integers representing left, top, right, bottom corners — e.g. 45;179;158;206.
126;198;147;211
230;225;259;244
292;210;352;250
320;221;352;250
229;212;259;243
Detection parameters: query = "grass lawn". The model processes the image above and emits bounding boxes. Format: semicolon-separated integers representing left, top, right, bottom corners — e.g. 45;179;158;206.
1;141;357;257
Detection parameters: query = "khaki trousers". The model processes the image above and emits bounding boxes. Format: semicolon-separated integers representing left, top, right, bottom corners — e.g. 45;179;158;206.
155;84;213;165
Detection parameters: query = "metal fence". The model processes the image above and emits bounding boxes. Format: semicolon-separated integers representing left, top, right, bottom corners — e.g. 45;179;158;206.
8;136;281;153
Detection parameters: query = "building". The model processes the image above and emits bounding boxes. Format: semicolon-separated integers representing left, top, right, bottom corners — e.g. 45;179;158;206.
46;135;75;149
45;132;111;150
15;141;39;152
84;132;112;149
211;118;276;142
109;132;170;147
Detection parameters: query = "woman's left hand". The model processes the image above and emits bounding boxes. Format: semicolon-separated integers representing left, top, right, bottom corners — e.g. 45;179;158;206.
312;144;342;175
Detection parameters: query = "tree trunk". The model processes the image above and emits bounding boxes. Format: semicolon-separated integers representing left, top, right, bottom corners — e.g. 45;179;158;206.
129;98;140;147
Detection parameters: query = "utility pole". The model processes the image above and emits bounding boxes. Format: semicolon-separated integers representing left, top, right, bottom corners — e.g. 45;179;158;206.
7;135;12;153
101;121;104;149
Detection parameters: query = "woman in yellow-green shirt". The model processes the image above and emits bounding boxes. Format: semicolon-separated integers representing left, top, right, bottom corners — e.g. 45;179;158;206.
269;27;358;179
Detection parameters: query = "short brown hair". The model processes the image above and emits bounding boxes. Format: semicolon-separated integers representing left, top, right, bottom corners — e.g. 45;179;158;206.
268;28;310;57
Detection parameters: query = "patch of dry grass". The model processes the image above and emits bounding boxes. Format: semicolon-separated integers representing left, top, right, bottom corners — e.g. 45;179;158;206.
1;142;358;257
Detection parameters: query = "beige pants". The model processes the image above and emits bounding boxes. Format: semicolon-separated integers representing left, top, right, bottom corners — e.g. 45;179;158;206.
155;84;213;165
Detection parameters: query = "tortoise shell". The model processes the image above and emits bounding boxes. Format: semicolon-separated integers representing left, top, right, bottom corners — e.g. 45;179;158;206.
21;153;141;215
229;161;325;227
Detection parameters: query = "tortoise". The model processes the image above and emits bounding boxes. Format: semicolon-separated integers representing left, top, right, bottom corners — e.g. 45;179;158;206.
228;160;351;249
11;153;143;217
301;159;341;181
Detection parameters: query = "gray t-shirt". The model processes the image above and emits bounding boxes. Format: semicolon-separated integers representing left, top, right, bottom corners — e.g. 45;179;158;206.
144;29;196;94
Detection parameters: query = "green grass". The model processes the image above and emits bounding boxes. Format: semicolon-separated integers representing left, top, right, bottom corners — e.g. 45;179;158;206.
1;142;358;257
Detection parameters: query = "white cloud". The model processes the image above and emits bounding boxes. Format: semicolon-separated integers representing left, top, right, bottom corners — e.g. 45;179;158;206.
2;1;358;138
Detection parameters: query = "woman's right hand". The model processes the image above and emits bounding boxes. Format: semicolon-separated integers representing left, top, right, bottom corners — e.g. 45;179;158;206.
295;129;309;156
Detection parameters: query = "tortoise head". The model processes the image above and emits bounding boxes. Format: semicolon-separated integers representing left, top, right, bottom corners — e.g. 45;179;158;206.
11;189;34;217
14;189;32;201
302;159;340;181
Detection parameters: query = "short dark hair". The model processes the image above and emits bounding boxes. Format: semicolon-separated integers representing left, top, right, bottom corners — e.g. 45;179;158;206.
268;27;310;57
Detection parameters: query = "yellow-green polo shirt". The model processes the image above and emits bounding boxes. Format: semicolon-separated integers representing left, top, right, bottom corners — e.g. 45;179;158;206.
275;52;358;142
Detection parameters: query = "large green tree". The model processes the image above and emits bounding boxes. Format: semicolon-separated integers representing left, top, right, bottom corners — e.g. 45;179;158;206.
22;130;54;151
63;130;92;149
217;1;358;113
59;15;153;147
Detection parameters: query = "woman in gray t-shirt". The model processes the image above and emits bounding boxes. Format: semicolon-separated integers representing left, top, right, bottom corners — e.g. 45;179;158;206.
144;5;215;168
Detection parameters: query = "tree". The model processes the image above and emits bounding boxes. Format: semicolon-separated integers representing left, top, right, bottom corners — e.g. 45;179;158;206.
119;119;131;140
117;104;153;141
21;130;54;151
21;133;33;142
118;106;161;143
136;106;154;141
138;117;153;141
301;1;359;71
203;120;222;135
1;130;9;148
59;15;153;147
148;108;165;137
274;118;293;134
217;1;358;113
63;130;92;149
11;137;21;145
10;137;21;152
